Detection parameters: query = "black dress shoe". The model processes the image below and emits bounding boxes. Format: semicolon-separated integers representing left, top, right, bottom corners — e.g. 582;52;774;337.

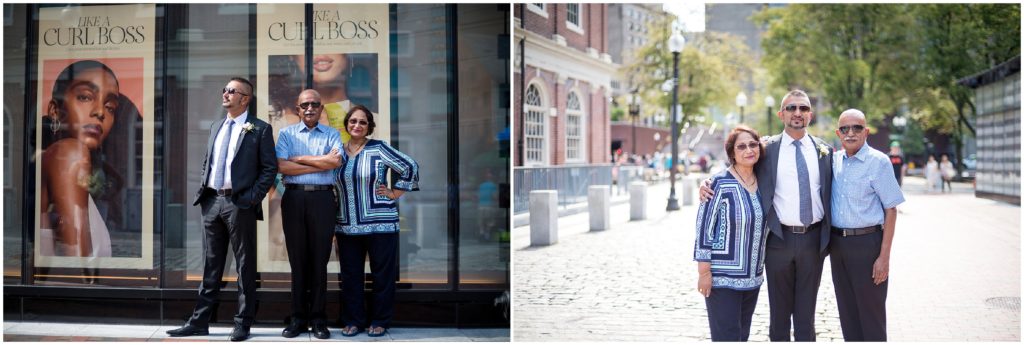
281;319;307;338
312;321;331;339
229;325;251;342
166;324;209;337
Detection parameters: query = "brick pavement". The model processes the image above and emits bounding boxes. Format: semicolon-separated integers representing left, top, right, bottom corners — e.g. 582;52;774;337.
512;176;1019;341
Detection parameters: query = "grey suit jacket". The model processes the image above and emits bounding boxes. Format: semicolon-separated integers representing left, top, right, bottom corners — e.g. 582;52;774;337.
755;133;833;253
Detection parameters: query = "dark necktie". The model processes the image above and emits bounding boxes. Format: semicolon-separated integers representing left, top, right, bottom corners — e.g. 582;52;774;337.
213;120;235;189
793;140;812;226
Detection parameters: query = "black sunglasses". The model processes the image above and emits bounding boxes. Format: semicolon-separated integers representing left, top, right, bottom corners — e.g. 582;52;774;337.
735;142;760;152
838;125;866;135
298;102;323;110
222;87;249;96
784;104;812;113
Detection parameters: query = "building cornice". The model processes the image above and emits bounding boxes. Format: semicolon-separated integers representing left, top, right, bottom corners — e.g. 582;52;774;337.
515;26;619;92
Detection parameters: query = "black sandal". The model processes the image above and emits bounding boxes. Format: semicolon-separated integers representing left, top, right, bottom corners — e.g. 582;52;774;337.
367;325;386;337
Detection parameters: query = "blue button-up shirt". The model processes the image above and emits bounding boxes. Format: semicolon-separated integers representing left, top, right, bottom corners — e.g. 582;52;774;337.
831;143;905;228
275;122;341;185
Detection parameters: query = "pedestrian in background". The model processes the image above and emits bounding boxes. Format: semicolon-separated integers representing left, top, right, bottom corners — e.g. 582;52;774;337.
925;156;940;193
694;125;768;341
829;109;904;341
940;154;955;192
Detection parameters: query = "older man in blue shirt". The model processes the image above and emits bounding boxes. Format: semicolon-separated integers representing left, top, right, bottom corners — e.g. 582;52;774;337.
830;109;905;341
276;89;342;339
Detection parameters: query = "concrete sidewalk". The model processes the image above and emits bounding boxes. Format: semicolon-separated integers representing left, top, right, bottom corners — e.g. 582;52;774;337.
2;321;510;342
513;176;1019;342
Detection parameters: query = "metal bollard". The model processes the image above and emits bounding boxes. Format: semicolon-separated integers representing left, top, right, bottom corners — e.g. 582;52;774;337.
629;181;647;221
682;176;695;206
529;190;558;246
588;185;611;231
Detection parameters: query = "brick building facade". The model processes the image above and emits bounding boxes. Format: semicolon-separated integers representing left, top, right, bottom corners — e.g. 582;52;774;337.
514;4;618;166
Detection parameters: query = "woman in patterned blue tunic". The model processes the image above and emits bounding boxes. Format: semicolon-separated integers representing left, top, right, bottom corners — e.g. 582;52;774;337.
334;105;419;337
694;125;768;341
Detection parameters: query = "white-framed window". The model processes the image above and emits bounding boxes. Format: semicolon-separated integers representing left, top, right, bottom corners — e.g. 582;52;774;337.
565;91;585;162
566;3;583;34
527;3;548;18
524;83;547;165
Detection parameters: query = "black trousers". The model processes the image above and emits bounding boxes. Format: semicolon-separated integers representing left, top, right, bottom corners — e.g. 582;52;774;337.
830;230;887;341
281;189;336;323
188;193;258;327
705;288;760;341
337;232;398;328
765;228;826;341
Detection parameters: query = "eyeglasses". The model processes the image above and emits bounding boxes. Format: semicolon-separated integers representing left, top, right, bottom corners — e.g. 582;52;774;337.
735;142;760;152
784;104;812;113
348;119;369;126
298;102;322;110
838;125;866;135
222;87;249;97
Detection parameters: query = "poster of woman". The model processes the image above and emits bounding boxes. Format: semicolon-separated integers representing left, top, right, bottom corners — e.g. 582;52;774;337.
34;4;155;269
256;3;389;273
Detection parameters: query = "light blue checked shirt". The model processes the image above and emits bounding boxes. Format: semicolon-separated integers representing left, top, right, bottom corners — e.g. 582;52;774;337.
831;143;905;228
275;122;342;185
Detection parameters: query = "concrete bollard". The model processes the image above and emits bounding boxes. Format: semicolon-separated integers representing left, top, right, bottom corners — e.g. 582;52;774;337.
682;176;695;206
588;185;611;231
529;190;558;246
629;181;647;221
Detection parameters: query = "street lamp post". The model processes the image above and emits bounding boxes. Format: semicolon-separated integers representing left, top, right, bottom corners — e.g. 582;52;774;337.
627;88;640;158
666;30;685;211
736;91;747;124
764;95;775;134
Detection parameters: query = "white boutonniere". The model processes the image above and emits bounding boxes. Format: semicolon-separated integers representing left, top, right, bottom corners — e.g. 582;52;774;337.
242;122;255;133
817;143;830;158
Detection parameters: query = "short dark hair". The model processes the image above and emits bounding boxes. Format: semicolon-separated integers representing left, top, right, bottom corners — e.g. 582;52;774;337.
725;125;763;165
344;104;376;136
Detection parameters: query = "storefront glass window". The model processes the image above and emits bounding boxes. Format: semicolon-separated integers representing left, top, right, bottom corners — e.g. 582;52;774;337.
3;3;27;284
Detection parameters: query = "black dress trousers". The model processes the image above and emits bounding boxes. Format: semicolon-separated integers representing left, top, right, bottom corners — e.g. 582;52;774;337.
337;231;398;329
188;192;259;327
281;188;337;323
705;287;760;341
829;230;887;341
764;228;826;341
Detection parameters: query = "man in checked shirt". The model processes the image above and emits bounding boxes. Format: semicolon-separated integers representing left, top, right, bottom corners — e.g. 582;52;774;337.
829;108;905;341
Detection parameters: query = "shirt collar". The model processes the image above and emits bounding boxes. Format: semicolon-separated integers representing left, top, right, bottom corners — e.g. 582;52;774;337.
842;143;872;162
226;111;248;126
299;122;326;133
782;131;810;148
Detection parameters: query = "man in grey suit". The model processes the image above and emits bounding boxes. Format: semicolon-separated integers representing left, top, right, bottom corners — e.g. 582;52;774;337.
167;77;278;341
702;89;832;341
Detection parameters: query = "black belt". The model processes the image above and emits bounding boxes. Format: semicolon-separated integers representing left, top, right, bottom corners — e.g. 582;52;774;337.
207;187;232;196
782;222;821;234
832;225;882;237
285;183;333;191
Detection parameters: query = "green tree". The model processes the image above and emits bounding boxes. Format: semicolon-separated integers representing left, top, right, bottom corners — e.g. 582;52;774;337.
622;14;754;126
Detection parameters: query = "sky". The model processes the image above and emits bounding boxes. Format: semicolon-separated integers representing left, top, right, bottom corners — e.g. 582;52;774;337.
663;2;705;32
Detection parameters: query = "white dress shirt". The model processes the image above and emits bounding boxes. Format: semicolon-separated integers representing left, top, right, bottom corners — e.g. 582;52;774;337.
773;132;824;226
206;111;248;189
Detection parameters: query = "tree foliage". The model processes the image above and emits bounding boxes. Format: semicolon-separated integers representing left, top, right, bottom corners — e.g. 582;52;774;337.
622;14;754;125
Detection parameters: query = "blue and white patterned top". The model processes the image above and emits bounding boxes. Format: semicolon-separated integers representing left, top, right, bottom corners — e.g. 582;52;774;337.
831;143;905;228
275;122;342;185
335;139;419;235
693;170;767;290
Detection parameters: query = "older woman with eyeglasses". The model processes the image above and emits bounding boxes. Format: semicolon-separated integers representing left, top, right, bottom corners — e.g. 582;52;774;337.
694;125;769;341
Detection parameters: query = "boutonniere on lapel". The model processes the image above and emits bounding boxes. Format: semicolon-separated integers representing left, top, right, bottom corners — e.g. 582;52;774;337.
817;143;830;158
242;122;255;133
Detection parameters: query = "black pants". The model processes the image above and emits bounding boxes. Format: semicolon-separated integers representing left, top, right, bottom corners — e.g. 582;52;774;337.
281;189;336;323
765;229;826;341
337;232;398;328
830;230;887;341
188;194;258;327
705;288;759;341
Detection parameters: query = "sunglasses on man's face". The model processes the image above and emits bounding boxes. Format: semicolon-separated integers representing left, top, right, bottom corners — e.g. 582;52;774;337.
298;102;322;110
784;104;812;113
222;87;248;96
838;124;866;135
